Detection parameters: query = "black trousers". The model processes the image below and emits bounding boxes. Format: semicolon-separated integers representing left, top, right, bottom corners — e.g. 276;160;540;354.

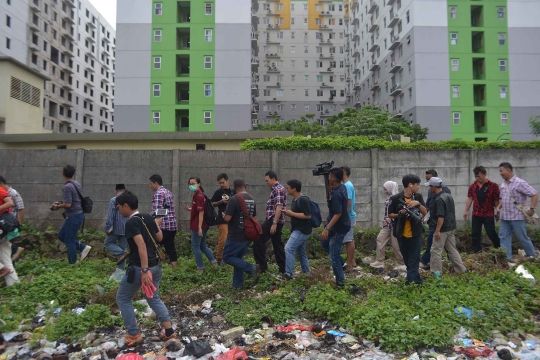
253;218;285;273
471;215;500;253
161;230;178;262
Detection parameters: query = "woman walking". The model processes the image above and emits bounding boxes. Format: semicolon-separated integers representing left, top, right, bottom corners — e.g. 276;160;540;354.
370;181;405;269
185;177;217;273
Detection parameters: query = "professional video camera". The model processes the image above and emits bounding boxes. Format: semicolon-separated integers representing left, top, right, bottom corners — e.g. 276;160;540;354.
312;161;334;177
397;199;423;224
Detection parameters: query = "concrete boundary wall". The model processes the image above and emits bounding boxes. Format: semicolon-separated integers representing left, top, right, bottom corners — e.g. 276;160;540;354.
0;149;539;231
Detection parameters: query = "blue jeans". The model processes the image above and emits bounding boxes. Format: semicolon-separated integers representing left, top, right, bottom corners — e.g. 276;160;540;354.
104;233;128;269
499;220;537;260
191;229;216;269
222;239;255;289
58;213;86;264
328;233;346;286
420;229;435;266
398;235;424;285
116;264;170;336
285;231;311;277
320;237;346;268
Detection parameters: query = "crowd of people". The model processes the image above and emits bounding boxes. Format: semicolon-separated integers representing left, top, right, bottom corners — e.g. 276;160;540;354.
0;162;538;346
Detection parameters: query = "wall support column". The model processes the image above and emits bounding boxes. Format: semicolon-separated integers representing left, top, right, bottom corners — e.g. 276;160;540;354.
371;149;379;228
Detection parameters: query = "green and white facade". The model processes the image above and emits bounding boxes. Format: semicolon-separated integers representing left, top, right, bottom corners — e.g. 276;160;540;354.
345;0;540;141
115;0;252;132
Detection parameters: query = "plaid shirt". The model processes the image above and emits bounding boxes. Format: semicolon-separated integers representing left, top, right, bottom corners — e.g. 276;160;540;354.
266;182;286;224
152;186;178;231
7;187;24;220
382;197;393;230
500;176;538;221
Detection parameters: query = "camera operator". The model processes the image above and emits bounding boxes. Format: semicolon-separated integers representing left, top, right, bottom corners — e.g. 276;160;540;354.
387;174;427;285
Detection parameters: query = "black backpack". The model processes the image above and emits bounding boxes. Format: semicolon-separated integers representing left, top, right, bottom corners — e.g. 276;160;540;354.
203;194;218;226
73;182;93;213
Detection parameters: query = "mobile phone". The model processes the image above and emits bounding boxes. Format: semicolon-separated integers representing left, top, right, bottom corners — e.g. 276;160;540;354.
126;267;135;284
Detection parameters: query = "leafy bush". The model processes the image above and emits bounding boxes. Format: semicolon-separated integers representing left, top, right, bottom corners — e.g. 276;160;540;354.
241;137;540;151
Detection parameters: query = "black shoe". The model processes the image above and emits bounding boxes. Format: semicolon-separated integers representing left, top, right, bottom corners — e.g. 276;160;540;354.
284;274;293;281
252;264;261;284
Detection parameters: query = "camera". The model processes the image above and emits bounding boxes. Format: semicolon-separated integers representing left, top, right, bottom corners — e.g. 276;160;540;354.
398;199;423;224
50;201;63;211
312;161;334;176
152;209;168;218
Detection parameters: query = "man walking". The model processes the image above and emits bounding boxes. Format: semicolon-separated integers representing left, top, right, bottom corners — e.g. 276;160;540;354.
497;162;538;263
463;166;501;253
211;173;235;266
341;166;357;271
105;184;129;268
427;177;466;277
254;171;286;274
282;179;311;280
320;168;350;287
51;165;91;264
149;174;178;269
0;176;25;261
421;169;451;269
0;187;17;285
388;174;427;285
222;179;261;289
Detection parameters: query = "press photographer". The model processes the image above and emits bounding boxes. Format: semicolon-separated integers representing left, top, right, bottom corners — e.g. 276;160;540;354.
387;174;427;285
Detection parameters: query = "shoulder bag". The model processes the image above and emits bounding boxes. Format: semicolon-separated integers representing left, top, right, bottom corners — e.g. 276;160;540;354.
134;215;167;261
502;183;539;225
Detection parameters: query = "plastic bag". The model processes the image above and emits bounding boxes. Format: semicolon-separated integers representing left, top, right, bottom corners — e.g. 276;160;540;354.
216;346;248;360
183;338;213;358
109;268;125;282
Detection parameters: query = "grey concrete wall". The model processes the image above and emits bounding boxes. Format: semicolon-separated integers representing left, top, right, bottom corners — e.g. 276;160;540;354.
1;149;539;231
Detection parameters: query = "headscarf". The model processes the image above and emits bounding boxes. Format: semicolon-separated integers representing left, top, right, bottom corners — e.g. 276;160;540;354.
383;181;399;196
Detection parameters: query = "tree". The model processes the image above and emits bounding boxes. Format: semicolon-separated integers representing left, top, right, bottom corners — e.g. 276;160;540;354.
256;106;428;141
530;115;540;137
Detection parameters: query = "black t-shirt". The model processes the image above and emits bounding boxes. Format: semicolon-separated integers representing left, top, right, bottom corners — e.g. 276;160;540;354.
224;193;257;242
327;184;351;234
211;188;236;225
125;213;160;267
291;196;312;235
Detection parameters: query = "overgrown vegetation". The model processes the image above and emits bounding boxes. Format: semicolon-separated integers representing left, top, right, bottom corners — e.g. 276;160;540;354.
241;137;540;151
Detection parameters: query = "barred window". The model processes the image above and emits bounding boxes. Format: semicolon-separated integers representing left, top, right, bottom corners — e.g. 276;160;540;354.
10;77;40;107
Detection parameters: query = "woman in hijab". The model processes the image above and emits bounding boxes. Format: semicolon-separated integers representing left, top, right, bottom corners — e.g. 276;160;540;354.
370;181;406;269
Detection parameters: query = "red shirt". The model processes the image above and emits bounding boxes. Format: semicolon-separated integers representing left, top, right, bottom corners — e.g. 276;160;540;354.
467;180;500;217
190;190;208;231
0;187;11;214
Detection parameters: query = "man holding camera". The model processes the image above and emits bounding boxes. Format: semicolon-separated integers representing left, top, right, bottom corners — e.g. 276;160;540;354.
426;177;466;277
387;174;427;285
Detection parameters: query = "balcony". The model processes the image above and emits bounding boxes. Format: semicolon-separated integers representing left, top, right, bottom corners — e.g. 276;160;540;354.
389;61;401;73
266;10;279;16
320;39;333;45
175;109;189;132
265;53;280;58
353;83;361;90
369;61;379;71
319;53;334;59
30;22;40;32
266;24;281;30
87;20;96;29
368;1;377;14
176;28;191;50
388;13;400;28
65;0;75;8
87;50;96;59
177;2;191;23
390;83;402;96
472;31;484;53
318;25;332;31
473;84;486;106
387;0;396;5
353;67;360;74
320;11;333;17
352;17;359;25
369;43;379;52
368;22;378;33
354;99;361;107
267;83;282;88
320;67;334;74
389;35;400;50
87;34;96;43
370;82;380;91
321;97;335;103
176;55;190;77
30;2;41;12
353;48;359;57
175;82;190;105
352;33;360;41
266;39;280;45
267;65;280;72
64;14;75;24
471;6;484;27
473;58;485;80
320;83;334;88
474;111;487;133
29;43;39;52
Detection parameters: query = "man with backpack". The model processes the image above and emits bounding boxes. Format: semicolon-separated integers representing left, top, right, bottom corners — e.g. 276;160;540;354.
51;165;92;264
282;179;312;280
222;179;261;289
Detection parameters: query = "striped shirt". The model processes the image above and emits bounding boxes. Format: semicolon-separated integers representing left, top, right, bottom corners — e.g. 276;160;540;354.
105;195;128;236
152;186;178;231
500;176;538;221
7;187;24;221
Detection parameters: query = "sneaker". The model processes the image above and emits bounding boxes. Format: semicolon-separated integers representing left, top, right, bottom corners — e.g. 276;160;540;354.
116;252;129;265
369;261;385;268
284;274;293;281
124;333;144;347
395;265;407;271
217;260;223;267
80;246;92;261
11;247;25;262
252;264;261;284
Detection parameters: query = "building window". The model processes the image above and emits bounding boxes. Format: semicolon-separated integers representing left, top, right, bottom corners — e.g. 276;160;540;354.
153;84;161;97
5;37;10;49
498;7;505;19
450;33;458;45
452;86;460;98
498;33;506;46
453;112;461;125
204;56;212;69
154;29;162;42
204;84;212;96
499;59;507;72
451;59;459;71
152;111;160;124
204;29;212;42
204;111;211;124
6;15;11;27
500;86;507;99
205;3;212;15
501;113;508;125
153;56;161;69
449;6;457;19
154;3;162;15
406;10;410;23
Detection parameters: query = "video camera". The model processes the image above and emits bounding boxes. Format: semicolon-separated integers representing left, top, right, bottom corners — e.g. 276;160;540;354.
397;199;423;224
312;161;334;177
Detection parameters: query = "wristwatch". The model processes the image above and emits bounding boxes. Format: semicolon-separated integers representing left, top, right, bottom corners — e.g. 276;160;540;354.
325;226;331;230
142;267;149;273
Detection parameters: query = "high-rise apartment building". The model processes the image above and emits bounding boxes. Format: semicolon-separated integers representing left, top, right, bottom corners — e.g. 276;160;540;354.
345;0;540;141
1;0;116;133
252;0;347;126
115;0;252;132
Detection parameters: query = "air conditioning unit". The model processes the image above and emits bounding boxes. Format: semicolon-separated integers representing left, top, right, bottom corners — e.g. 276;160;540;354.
325;109;329;113
277;82;280;86
322;83;326;86
319;54;323;57
273;98;277;100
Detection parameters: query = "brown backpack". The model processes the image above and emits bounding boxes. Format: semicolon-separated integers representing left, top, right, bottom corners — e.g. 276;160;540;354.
236;193;262;241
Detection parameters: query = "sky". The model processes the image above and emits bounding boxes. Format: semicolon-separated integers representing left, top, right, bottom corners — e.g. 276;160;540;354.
89;0;117;29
